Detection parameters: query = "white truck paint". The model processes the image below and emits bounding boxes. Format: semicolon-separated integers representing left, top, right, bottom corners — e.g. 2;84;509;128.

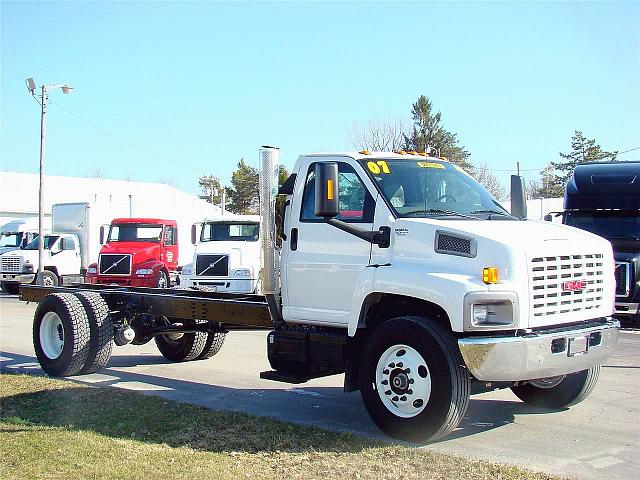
0;202;127;288
0;217;51;256
180;215;261;293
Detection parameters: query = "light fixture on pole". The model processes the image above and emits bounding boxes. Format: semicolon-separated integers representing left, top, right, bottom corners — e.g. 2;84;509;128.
25;77;73;285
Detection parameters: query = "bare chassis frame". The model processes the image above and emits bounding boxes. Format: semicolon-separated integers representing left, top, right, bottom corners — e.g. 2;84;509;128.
19;284;274;337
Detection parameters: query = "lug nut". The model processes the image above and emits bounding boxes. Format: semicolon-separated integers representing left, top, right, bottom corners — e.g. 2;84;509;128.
381;380;388;385
385;390;392;396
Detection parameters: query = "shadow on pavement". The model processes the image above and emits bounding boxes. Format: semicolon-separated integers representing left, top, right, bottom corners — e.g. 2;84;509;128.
0;350;552;446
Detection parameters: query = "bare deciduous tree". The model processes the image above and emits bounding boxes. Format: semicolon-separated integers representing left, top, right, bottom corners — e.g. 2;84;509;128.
471;163;506;201
349;118;407;152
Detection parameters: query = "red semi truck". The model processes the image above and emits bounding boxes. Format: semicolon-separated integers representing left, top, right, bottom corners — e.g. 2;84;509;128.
86;218;178;288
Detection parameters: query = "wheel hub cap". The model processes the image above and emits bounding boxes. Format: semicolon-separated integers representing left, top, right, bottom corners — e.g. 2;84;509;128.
376;344;431;418
40;311;64;360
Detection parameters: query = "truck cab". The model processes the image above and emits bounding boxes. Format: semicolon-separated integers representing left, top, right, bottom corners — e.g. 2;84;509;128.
0;217;52;256
86;218;179;288
557;161;639;322
0;233;81;292
180;215;260;293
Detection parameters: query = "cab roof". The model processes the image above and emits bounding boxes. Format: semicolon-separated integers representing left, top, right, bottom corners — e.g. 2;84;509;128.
111;218;177;225
302;152;451;162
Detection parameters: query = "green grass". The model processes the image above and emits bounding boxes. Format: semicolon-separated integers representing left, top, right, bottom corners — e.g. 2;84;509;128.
0;374;564;480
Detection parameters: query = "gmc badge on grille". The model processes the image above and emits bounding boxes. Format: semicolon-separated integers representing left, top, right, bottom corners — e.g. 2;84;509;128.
562;280;586;292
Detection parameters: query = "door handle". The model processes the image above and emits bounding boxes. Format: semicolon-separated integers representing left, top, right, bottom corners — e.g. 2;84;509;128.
290;228;298;251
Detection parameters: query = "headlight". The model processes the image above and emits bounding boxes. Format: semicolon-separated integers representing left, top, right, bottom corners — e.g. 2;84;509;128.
471;301;513;327
87;267;97;274
181;266;192;275
464;292;518;331
135;268;153;275
24;264;34;273
233;268;251;277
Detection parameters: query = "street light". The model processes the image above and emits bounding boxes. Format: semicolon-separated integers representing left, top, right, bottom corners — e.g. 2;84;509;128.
25;77;73;284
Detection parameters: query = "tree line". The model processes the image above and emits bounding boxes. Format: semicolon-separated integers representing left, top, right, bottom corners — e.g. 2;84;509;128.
199;95;619;212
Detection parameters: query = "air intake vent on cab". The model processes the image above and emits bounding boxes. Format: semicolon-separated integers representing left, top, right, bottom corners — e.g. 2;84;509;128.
434;231;477;258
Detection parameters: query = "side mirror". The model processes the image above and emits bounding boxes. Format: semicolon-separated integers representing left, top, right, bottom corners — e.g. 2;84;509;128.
191;224;197;245
314;162;340;218
544;214;552;222
510;175;527;219
100;225;105;245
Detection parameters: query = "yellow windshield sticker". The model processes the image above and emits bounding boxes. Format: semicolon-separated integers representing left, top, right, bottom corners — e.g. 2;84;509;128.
417;161;445;169
367;160;391;174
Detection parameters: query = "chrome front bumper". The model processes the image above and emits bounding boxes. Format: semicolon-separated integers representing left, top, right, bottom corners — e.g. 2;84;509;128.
458;319;619;381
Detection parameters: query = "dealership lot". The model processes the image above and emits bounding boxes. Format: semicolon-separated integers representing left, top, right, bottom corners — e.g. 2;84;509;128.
1;292;638;479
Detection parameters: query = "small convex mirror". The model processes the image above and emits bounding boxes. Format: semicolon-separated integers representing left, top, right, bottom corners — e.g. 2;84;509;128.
314;162;340;218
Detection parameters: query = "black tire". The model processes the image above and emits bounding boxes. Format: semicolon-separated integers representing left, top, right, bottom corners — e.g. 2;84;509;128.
33;293;90;376
1;282;19;295
510;367;601;409
156;271;168;289
36;271;59;287
155;330;207;362
74;292;114;374
197;332;227;360
359;316;470;443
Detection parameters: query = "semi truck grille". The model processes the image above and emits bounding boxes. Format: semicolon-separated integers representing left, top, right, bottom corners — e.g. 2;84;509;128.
530;254;605;317
1;257;20;272
615;262;631;297
196;255;228;276
99;254;131;275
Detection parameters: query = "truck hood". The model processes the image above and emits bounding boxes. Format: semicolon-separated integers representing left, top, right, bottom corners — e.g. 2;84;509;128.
0;246;19;255
194;241;260;269
100;242;162;267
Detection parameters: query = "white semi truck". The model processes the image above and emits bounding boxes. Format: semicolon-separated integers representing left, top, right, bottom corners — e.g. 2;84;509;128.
0;217;52;256
0;202;124;291
180;215;261;293
19;147;619;442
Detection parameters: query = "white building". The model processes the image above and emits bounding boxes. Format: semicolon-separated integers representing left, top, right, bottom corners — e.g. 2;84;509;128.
0;171;226;263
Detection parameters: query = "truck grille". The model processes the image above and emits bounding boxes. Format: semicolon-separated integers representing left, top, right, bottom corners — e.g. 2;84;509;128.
530;254;605;317
196;254;228;276
615;262;631;297
99;254;131;275
1;257;20;273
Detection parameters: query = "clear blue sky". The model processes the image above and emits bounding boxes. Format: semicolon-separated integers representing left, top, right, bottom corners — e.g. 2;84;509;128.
2;1;639;196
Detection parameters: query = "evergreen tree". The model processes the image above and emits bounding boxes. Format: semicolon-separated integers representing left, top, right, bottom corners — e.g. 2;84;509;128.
551;131;618;185
403;95;472;169
527;164;565;199
198;175;223;204
226;159;259;214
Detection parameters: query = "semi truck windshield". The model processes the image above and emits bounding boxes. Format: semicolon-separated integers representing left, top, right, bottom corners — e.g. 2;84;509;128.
201;222;259;242
564;211;640;239
108;224;164;242
359;159;507;218
0;233;22;248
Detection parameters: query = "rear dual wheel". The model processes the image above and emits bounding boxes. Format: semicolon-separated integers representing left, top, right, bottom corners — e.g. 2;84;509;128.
155;322;226;362
33;292;113;376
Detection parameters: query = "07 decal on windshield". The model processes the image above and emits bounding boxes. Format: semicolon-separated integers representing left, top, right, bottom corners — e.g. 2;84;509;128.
367;161;391;174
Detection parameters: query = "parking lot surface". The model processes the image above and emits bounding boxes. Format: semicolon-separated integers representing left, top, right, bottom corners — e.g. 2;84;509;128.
1;293;638;479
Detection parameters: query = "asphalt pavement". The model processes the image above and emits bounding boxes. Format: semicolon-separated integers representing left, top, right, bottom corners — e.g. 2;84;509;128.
1;292;638;479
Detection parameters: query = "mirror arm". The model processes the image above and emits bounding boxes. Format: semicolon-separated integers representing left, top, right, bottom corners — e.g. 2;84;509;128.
326;218;390;248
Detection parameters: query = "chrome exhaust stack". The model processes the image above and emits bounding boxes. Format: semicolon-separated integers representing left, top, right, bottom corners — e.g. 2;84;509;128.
258;146;283;324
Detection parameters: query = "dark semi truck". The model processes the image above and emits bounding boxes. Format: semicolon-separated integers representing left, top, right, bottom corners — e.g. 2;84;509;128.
549;161;639;323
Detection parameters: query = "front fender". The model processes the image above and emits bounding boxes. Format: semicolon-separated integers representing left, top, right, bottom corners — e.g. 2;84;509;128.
348;260;489;336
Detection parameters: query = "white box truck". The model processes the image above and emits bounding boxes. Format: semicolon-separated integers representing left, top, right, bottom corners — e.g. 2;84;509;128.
19;147;619;442
180;215;261;293
0;202;125;289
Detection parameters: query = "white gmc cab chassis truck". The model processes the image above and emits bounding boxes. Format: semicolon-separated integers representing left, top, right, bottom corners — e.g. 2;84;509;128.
20;147;618;442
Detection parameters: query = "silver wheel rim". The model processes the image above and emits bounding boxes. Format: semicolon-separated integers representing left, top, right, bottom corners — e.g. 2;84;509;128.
158;273;167;288
40;311;64;359
529;376;565;389
376;344;431;418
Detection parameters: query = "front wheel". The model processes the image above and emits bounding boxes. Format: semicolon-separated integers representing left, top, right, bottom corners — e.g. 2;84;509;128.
359;316;470;442
510;367;601;409
36;271;58;287
1;282;19;295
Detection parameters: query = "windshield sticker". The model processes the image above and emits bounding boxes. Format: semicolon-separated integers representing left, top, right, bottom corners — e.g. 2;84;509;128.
417;162;445;169
367;161;391;174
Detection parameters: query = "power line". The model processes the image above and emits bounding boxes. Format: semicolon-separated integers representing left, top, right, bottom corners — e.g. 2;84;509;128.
618;146;640;155
47;99;202;173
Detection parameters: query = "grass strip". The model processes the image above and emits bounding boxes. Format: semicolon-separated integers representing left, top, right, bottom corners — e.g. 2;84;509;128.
0;373;564;480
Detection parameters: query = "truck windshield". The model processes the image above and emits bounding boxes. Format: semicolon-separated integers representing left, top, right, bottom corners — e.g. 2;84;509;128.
0;233;22;248
24;235;58;250
108;224;163;242
564;211;640;239
358;159;508;218
201;222;259;242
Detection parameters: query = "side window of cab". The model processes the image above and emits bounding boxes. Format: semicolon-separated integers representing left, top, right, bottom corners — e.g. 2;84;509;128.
300;162;374;223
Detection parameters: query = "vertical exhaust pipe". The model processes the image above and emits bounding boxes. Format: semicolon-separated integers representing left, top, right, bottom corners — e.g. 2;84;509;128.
258;146;283;324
